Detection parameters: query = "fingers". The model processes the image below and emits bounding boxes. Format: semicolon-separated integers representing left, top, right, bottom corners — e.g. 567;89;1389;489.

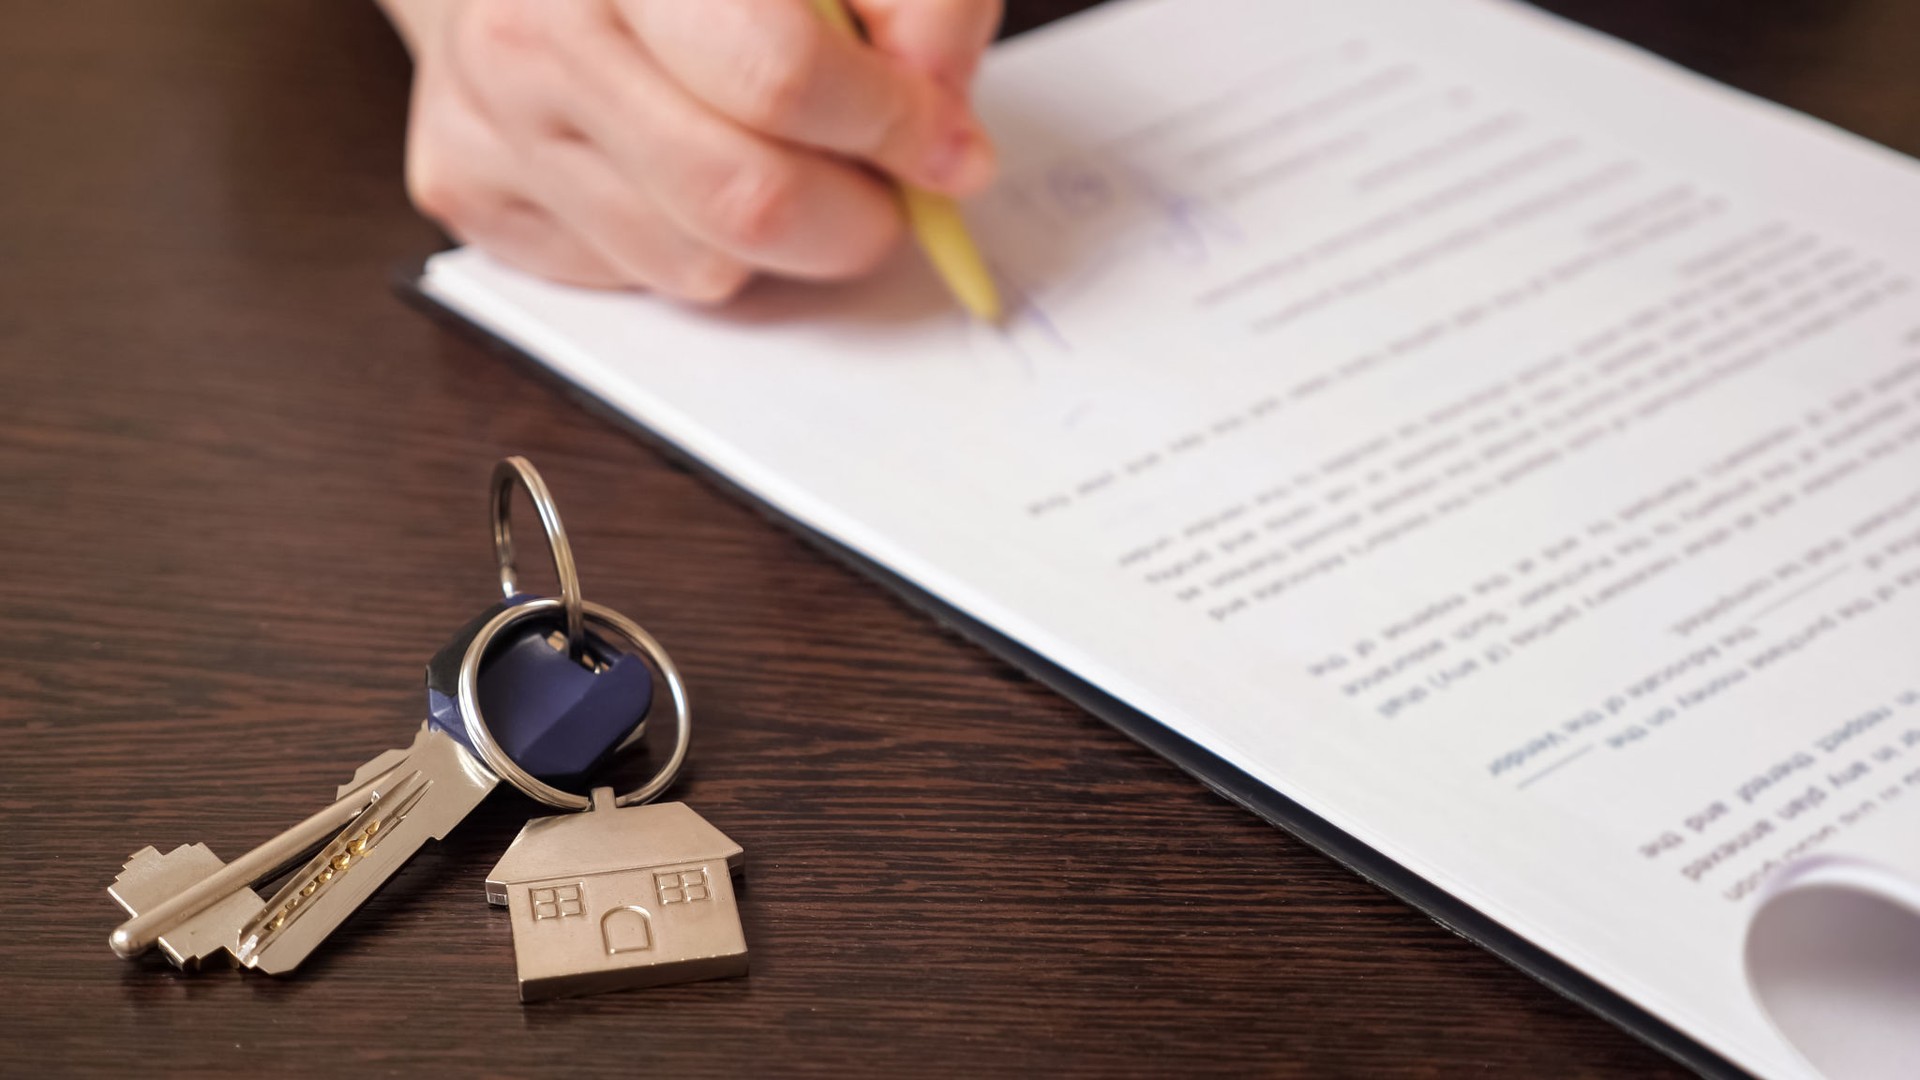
408;45;749;300
543;11;906;279
411;0;997;298
525;136;753;302
850;0;1002;89
414;128;628;291
405;58;615;286
452;198;631;290
615;0;995;195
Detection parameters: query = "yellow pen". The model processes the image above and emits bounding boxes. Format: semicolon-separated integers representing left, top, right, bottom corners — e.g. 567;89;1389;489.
807;0;1004;324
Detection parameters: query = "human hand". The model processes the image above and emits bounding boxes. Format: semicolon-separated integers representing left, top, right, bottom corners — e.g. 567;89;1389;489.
380;0;1002;301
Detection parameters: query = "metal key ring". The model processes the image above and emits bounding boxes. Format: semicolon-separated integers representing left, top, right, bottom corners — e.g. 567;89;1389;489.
458;596;690;810
490;456;586;658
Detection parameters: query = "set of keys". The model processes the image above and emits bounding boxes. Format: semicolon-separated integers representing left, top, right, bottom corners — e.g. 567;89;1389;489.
107;458;749;1001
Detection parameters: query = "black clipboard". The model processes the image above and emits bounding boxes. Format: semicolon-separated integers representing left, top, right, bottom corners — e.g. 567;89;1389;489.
398;263;1750;1078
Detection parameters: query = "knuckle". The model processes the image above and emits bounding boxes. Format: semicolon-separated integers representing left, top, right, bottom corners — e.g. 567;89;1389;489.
703;159;802;251
461;0;547;62
731;22;826;130
405;156;467;227
407;162;513;242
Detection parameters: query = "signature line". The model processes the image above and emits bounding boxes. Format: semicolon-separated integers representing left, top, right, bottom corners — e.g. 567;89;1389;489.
1517;744;1595;790
1747;563;1852;622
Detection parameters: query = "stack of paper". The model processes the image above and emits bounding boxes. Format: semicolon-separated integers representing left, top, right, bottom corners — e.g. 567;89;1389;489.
417;2;1920;1074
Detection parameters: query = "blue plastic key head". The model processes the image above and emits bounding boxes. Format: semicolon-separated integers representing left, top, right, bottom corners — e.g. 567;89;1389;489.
424;597;654;788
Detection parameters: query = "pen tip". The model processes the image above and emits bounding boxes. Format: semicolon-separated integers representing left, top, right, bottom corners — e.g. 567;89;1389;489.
962;287;1005;326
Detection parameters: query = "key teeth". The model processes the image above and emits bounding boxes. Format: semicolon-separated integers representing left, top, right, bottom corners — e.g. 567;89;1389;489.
108;842;256;971
119;845;164;876
113;843;212;893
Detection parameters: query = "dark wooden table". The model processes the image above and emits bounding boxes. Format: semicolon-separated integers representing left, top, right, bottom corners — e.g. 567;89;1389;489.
5;1;1915;1074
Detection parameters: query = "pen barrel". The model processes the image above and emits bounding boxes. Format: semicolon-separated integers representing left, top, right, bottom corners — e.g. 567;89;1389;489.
806;0;1002;323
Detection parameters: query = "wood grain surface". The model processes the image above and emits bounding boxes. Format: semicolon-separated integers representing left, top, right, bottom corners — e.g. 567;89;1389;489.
4;1;1916;1075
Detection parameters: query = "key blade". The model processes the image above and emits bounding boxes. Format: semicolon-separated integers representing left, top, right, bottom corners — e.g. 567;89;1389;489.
109;759;415;962
236;769;429;966
109;844;264;970
236;727;498;974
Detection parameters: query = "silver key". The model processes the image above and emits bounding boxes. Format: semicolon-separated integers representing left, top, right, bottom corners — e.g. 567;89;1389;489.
109;844;265;970
234;725;500;972
110;724;502;974
113;460;652;977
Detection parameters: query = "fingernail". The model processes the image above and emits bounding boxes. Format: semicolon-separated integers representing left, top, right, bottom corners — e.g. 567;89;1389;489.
924;123;996;194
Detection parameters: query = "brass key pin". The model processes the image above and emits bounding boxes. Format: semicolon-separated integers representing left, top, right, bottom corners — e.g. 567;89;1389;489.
109;760;415;959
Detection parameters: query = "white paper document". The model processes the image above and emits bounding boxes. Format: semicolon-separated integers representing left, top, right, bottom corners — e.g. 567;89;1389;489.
420;1;1920;1074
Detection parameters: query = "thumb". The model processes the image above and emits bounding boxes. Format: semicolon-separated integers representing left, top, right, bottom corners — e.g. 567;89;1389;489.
846;0;1003;90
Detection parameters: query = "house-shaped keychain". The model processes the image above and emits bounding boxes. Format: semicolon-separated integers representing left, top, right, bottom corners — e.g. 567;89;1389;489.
486;793;747;1001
